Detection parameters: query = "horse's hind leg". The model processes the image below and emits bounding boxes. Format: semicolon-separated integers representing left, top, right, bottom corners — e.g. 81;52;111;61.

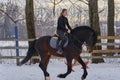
76;56;88;80
39;53;51;80
57;57;73;78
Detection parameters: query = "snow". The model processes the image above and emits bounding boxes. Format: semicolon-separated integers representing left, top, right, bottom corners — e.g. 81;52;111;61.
0;60;120;80
0;41;28;47
0;41;120;80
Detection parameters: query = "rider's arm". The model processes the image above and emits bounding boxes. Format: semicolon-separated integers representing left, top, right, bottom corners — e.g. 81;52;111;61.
66;18;72;30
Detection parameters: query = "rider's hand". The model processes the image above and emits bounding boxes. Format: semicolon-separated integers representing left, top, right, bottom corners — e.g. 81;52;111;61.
67;29;71;33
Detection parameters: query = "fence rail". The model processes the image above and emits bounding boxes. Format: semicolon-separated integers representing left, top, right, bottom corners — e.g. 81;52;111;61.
0;36;120;53
0;56;120;60
0;36;120;65
0;36;120;41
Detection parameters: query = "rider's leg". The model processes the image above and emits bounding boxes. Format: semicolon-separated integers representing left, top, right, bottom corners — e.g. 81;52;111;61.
57;30;65;54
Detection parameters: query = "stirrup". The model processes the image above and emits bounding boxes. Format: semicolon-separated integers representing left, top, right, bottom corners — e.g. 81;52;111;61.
57;48;63;54
57;50;63;54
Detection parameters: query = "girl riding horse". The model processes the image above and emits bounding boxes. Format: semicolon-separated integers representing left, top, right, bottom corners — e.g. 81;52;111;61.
57;9;72;54
18;9;97;80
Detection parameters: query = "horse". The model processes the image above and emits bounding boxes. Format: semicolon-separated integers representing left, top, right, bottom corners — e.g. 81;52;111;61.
18;26;97;80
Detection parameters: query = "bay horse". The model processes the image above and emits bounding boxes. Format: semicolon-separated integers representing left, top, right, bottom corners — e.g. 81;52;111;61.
18;26;97;80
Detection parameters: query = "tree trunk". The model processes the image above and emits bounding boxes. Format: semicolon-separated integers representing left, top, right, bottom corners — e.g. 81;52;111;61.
107;0;115;52
25;0;39;63
26;0;36;39
89;0;104;63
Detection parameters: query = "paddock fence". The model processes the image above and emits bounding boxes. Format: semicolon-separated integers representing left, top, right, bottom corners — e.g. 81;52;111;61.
0;36;120;64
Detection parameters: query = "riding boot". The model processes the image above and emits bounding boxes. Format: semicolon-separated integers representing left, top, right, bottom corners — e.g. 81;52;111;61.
57;39;64;54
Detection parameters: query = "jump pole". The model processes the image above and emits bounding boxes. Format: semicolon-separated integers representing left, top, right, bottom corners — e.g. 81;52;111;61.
15;26;19;65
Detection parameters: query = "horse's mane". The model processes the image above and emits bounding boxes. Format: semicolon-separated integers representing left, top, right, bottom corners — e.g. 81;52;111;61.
71;26;97;45
72;26;95;33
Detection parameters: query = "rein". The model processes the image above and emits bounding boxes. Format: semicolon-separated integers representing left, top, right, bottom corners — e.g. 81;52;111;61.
69;33;83;44
67;33;85;50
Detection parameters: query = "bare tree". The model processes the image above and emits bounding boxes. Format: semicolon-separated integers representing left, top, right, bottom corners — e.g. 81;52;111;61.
26;0;36;40
35;7;54;27
26;0;39;63
107;0;115;33
68;0;89;26
89;0;104;63
107;0;115;50
0;0;26;39
0;2;21;38
50;0;62;16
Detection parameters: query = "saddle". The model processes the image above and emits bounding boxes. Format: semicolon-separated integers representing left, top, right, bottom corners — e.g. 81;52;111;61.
50;34;69;49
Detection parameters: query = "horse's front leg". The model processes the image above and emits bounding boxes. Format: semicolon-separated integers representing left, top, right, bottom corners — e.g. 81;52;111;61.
57;57;73;78
76;56;88;80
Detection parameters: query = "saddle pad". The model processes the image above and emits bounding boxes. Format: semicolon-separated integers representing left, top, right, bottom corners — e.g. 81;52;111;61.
50;37;69;49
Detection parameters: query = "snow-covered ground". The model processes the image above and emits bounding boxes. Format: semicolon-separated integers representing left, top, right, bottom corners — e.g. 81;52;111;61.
0;41;120;80
0;60;120;80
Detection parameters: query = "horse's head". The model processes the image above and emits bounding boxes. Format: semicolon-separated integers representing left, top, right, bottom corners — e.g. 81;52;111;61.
85;32;97;53
71;26;97;53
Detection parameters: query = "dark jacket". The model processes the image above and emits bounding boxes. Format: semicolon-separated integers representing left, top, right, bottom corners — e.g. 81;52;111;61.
57;15;72;32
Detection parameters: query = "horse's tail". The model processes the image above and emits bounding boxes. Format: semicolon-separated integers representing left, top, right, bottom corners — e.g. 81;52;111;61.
18;40;36;66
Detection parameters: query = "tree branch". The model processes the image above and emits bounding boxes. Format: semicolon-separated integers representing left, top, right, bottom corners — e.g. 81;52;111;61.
98;8;105;13
68;0;88;13
50;0;63;5
79;0;88;5
55;0;63;5
0;9;15;23
0;9;24;24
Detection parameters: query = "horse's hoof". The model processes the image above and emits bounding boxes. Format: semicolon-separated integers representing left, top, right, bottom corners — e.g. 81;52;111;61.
57;74;66;78
17;62;22;66
81;76;86;80
45;76;50;80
